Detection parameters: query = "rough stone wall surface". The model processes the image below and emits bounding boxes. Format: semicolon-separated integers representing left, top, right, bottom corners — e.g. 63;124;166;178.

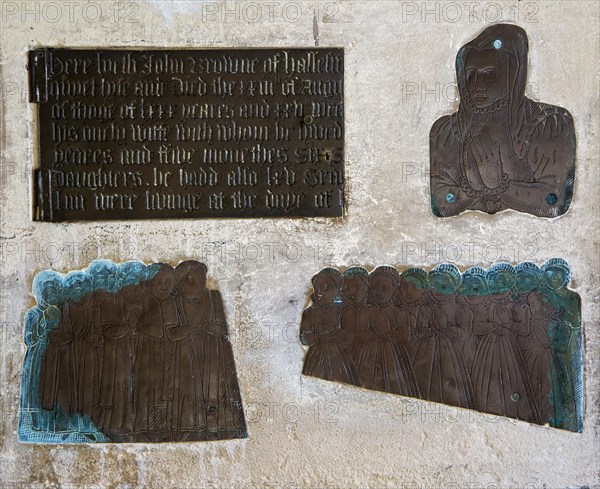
0;1;598;487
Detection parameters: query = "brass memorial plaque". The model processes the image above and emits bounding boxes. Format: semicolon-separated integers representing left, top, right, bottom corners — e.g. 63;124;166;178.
19;260;247;443
430;24;576;217
29;48;344;221
300;260;583;432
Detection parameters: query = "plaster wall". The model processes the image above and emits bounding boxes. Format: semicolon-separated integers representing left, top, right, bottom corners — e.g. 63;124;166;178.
0;1;598;487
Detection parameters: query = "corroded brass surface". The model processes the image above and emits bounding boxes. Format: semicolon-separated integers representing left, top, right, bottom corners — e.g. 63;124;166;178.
300;261;583;431
20;260;247;442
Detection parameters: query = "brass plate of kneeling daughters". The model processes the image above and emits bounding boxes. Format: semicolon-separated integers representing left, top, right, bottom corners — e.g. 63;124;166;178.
300;260;583;432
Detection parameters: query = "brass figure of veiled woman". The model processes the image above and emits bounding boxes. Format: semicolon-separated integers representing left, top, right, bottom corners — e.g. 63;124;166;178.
430;24;575;217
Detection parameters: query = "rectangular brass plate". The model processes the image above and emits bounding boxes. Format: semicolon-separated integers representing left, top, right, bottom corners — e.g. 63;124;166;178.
29;48;344;221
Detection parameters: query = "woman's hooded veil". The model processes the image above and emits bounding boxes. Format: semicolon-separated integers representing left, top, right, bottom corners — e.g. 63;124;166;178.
431;23;575;217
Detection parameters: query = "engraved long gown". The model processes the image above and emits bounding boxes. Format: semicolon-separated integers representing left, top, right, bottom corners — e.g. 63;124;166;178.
301;304;358;385
133;295;177;435
99;288;140;434
517;311;575;427
457;296;480;372
39;304;76;416
412;292;474;408
71;297;104;424
353;305;418;396
169;289;246;437
470;293;540;422
397;298;420;361
26;306;62;431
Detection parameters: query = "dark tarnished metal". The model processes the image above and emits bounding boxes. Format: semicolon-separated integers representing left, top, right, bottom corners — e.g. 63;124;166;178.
19;260;247;443
300;260;583;431
30;48;344;221
430;24;576;217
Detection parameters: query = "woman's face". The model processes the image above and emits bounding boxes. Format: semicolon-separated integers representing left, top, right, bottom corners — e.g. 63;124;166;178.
488;271;514;294
464;48;509;108
370;275;395;305
516;271;540;293
313;276;338;305
544;267;568;290
461;275;487;296
429;272;457;295
529;294;553;318
400;279;422;302
341;276;367;305
151;270;174;299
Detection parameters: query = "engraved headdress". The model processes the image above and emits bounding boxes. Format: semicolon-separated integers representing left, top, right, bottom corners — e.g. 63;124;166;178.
342;266;369;284
542;258;571;289
32;270;64;307
312;267;342;289
370;266;401;286
461;266;488;295
455;24;529;150
515;261;542;292
400;267;429;290
428;263;461;293
486;262;516;293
